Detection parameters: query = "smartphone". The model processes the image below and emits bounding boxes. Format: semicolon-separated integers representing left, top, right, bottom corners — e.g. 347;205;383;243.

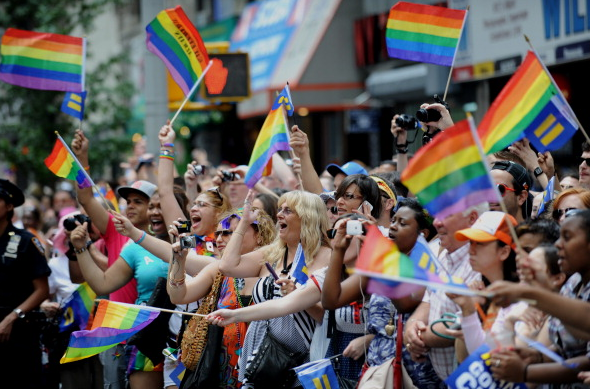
265;262;279;281
358;201;373;213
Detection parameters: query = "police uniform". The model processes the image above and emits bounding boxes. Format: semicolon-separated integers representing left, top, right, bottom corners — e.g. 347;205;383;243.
0;179;51;388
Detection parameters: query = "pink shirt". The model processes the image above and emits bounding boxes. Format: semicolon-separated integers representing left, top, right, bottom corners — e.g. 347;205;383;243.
102;214;137;303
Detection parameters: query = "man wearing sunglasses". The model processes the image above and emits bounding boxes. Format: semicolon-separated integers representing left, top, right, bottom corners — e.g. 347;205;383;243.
490;161;532;223
579;142;590;190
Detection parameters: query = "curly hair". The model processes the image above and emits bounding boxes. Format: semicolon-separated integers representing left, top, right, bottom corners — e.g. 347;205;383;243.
218;208;276;248
264;191;330;268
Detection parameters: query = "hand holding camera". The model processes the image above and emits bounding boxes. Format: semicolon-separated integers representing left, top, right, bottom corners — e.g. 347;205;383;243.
69;221;90;250
416;94;453;130
176;220;197;250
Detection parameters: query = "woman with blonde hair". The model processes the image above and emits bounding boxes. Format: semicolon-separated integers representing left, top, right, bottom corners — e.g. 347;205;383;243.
217;190;332;386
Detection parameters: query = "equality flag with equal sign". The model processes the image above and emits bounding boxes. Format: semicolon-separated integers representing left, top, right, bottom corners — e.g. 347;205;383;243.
61;91;87;120
386;2;467;66
0;28;85;92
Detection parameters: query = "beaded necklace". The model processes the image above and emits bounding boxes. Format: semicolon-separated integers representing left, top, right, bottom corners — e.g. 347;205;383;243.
233;277;245;356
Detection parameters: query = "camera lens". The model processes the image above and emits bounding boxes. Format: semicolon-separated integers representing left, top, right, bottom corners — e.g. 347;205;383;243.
193;165;205;175
416;108;442;123
395;114;419;130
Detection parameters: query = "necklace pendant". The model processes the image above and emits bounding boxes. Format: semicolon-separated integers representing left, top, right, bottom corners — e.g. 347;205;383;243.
385;319;395;337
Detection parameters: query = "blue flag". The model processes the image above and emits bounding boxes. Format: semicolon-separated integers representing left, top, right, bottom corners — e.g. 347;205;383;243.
295;358;339;389
536;176;555;217
271;84;294;116
410;234;442;274
61;91;87;120
59;282;96;332
290;243;308;284
446;344;527;389
523;94;578;152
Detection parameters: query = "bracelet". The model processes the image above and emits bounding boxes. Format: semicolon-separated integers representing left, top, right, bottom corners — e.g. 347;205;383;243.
160;154;174;161
160;149;175;156
74;246;87;254
523;364;530;382
169;277;185;287
162;143;174;147
396;147;408;154
86;240;93;249
134;231;147;244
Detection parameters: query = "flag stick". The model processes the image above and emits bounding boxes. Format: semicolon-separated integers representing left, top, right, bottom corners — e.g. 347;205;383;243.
169;60;214;127
277;88;304;189
96;300;207;317
442;6;469;101
55;131;113;212
524;35;590;144
465;115;524;253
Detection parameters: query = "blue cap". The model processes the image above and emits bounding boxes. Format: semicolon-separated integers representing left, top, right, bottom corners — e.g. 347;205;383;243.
326;161;367;177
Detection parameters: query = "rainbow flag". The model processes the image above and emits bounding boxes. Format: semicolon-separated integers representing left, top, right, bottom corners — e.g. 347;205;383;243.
478;51;578;154
146;5;209;96
357;226;470;297
61;91;87;120
386;2;466;66
0;28;85;92
59;282;96;332
61;300;159;363
244;94;291;188
44;138;92;188
401;119;496;219
94;184;120;213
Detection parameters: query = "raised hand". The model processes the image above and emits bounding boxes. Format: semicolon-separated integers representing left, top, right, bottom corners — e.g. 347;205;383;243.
158;120;176;145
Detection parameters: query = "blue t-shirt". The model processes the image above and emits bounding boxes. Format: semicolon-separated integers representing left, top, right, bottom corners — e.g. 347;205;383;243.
120;243;169;304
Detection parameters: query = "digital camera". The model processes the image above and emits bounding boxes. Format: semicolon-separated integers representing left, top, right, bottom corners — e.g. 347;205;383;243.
346;220;366;236
177;220;192;234
192;165;206;175
395;114;419;130
415;94;450;123
179;235;197;249
221;171;240;182
63;214;92;232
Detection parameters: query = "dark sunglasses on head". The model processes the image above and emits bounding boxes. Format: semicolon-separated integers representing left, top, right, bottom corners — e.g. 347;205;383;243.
327;229;337;239
497;183;516;197
553;207;579;220
207;186;223;202
580;157;590;166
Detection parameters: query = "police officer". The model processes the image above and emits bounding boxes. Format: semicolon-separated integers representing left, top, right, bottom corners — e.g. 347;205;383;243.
0;179;51;388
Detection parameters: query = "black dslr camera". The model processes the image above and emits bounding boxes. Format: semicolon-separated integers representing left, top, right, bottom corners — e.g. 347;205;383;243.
221;171;240;182
177;221;196;249
395;114;420;130
63;214;92;231
415;94;450;123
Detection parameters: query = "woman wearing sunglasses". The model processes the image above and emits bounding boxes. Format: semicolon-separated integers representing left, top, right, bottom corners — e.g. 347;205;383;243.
165;210;276;388
551;188;590;224
322;198;445;388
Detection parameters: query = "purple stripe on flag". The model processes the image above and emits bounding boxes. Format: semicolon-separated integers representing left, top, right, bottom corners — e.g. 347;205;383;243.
245;139;291;188
435;188;497;220
0;73;82;92
386;46;453;67
146;41;190;94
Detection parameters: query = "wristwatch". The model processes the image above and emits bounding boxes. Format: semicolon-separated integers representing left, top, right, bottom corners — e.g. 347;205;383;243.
533;167;544;178
13;308;25;319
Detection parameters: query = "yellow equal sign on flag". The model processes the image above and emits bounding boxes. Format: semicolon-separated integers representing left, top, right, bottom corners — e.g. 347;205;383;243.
61;91;87;120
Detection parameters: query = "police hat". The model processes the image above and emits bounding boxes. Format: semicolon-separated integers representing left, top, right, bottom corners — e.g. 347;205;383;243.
0;179;25;207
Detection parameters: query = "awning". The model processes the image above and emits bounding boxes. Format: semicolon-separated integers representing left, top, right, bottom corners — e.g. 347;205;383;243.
365;63;450;100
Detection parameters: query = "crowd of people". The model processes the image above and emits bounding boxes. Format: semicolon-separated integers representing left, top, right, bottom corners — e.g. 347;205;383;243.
3;101;590;389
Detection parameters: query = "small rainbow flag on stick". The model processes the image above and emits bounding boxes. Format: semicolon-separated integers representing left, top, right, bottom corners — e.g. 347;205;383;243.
386;2;467;66
59;282;96;332
0;28;85;92
401;119;496;219
146;5;211;96
244;89;291;188
356;226;472;297
478;50;578;154
44;134;92;189
61;300;159;363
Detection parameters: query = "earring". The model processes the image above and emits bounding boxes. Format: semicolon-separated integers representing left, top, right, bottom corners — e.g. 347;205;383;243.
148;225;154;235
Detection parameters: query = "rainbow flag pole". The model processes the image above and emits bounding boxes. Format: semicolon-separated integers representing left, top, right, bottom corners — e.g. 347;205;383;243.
442;5;469;100
53;131;112;211
169;59;213;127
524;35;590;144
98;300;207;317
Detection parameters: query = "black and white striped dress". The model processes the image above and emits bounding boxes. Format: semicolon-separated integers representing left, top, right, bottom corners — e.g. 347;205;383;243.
238;271;325;387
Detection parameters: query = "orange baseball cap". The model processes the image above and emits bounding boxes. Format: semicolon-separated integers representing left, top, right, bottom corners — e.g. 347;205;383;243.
455;211;517;248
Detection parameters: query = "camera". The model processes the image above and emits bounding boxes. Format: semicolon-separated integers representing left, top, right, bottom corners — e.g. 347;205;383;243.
63;214;92;232
177;220;192;234
395;114;419;130
346;220;366;236
192;164;206;175
221;171;240;182
415;94;450;123
179;235;197;250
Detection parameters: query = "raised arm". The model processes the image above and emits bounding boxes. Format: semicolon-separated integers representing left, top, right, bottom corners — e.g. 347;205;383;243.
70;222;133;296
158;121;187;225
289;125;323;194
207;277;322;325
71;130;109;234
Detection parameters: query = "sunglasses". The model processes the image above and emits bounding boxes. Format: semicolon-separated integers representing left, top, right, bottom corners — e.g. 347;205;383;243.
207;186;223;202
497;183;516;197
339;192;363;201
220;213;259;229
564;209;585;219
329;206;338;215
580;157;590;166
214;229;234;239
553;207;578;220
327;229;337;239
